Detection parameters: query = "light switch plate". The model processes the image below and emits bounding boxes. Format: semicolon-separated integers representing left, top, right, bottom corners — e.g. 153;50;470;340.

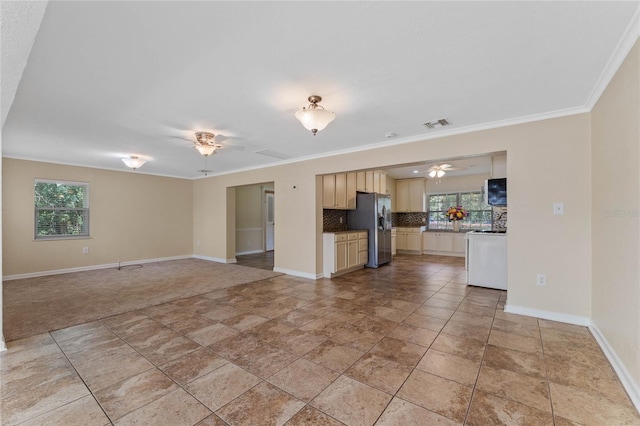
553;202;564;215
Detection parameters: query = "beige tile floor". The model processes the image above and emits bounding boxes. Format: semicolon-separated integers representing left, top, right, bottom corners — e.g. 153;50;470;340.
2;254;639;425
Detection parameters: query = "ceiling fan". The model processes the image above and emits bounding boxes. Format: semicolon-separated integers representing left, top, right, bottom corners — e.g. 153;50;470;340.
427;163;457;178
192;131;243;157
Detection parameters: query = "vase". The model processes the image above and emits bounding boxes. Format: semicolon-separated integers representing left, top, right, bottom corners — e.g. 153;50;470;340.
452;221;461;232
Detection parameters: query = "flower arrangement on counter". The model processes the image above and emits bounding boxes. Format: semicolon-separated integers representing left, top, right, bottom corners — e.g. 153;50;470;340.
447;206;468;221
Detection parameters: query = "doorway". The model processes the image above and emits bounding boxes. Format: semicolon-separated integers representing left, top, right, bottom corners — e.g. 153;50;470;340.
234;182;275;271
265;189;275;251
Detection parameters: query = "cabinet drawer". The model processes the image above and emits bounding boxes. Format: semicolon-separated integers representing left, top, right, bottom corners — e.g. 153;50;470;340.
358;231;367;239
358;251;368;265
335;234;348;242
348;232;359;241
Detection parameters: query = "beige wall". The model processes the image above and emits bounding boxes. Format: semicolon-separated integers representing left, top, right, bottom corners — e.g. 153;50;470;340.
424;173;490;195
591;40;640;393
3;159;193;276
193;114;593;319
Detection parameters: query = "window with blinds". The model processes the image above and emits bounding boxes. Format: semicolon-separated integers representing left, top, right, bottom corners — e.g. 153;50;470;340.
427;191;492;230
34;179;90;239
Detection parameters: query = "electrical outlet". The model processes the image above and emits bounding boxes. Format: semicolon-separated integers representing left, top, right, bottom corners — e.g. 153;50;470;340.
536;274;547;286
83;247;89;254
196;240;201;246
339;217;343;224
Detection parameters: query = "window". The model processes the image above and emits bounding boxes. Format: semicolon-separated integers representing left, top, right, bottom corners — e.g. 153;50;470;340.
427;191;491;230
34;179;89;239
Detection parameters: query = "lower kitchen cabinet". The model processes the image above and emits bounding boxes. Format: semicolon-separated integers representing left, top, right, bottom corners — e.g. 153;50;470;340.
323;231;368;277
423;232;466;257
391;228;397;256
396;227;424;254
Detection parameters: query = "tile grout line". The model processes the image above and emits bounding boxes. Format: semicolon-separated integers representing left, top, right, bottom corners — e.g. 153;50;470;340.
47;330;115;425
538;319;558;425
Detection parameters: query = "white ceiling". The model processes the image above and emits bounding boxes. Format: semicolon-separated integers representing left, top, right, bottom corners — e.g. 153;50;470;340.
2;1;638;179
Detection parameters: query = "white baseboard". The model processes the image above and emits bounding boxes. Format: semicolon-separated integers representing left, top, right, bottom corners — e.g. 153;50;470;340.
589;323;640;414
503;304;591;327
0;334;6;352
192;255;237;264
3;255;192;281
236;250;264;256
273;267;322;280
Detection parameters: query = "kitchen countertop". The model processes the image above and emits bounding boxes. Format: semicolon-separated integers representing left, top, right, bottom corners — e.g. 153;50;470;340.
323;229;368;234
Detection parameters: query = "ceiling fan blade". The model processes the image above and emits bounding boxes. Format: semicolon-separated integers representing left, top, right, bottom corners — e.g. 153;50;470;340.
219;144;245;151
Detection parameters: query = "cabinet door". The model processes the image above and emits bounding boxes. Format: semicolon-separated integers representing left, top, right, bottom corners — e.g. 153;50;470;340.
356;171;366;192
379;173;387;195
396;181;410;212
438;234;454;252
346;172;357;210
365;170;374;192
334;173;347;209
391;235;396;255
406;233;422;251
373;171;381;193
335;241;348;272
322;175;335;208
408;179;425;212
397;233;407;250
347;240;359;268
423;233;438;251
453;234;466;254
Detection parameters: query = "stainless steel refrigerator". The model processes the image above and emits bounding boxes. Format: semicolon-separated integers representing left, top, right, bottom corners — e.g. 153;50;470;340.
347;192;392;268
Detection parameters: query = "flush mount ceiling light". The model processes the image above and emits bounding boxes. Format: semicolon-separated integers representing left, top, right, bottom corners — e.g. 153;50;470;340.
194;131;222;156
121;156;146;171
295;95;335;135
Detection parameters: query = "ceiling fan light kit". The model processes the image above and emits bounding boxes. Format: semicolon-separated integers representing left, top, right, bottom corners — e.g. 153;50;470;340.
295;95;335;135
193;131;221;156
122;156;146;170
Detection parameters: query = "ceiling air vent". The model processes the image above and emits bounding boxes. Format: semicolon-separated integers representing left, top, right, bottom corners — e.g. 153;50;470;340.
254;149;291;160
423;118;450;129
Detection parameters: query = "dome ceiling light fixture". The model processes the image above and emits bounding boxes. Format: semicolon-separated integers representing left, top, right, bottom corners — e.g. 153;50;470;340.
295;95;335;135
121;156;146;171
194;131;222;156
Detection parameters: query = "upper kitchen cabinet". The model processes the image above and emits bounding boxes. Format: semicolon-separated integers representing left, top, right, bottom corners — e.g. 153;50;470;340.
396;178;426;212
356;170;386;194
323;172;357;210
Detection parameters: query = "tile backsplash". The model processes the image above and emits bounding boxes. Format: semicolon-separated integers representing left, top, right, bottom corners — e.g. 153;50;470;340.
323;209;347;232
492;207;507;231
392;212;427;227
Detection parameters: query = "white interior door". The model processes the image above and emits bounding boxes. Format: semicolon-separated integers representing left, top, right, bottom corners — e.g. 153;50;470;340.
265;191;275;251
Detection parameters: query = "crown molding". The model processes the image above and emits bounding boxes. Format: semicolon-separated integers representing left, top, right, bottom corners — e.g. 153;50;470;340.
585;8;640;110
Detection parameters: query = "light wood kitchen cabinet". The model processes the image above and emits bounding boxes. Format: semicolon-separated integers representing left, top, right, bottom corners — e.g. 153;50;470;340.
357;231;368;265
346;172;357;209
356;171;366;192
391;228;397;256
365;170;375;192
453;234;466;254
323;231;368;277
395;179;425;212
354;170;387;194
323;173;353;209
423;232;465;257
396;227;423;253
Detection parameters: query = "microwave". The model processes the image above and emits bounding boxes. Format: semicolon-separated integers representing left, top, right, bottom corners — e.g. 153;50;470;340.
484;178;507;206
